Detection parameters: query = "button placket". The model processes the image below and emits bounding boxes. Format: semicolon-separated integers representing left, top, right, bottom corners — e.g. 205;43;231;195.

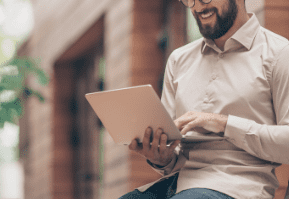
211;73;217;81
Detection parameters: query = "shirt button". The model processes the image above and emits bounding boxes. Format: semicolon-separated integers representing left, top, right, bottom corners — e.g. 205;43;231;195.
219;53;224;58
211;74;217;80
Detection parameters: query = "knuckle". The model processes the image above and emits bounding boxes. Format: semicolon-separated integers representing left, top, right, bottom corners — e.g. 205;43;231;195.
188;121;195;126
159;145;166;152
143;144;149;152
174;120;180;126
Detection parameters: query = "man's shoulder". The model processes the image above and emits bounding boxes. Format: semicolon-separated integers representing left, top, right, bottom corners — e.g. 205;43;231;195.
170;37;204;60
259;26;289;49
258;27;289;75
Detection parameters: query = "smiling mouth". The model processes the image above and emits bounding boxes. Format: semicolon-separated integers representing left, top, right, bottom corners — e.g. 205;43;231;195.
200;10;215;19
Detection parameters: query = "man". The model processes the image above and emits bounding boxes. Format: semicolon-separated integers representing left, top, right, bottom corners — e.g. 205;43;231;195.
120;0;289;198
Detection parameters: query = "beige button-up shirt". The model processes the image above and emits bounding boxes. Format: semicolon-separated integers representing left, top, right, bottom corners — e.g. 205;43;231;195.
138;13;289;199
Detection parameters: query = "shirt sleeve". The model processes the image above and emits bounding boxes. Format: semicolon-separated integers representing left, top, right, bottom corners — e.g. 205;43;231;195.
224;45;289;164
161;53;177;120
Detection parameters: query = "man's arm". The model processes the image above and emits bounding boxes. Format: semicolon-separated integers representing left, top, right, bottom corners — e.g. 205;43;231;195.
222;45;289;164
175;45;289;164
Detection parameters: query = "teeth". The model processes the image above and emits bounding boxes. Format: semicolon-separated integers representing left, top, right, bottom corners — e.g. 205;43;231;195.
201;11;214;19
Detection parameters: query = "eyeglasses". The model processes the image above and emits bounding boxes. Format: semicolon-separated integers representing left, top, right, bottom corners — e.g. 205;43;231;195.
179;0;212;8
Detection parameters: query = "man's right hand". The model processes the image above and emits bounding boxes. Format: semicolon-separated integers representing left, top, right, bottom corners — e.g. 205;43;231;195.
128;127;181;167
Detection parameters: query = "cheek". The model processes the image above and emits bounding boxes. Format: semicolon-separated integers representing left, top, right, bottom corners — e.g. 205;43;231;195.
219;3;231;16
192;10;198;19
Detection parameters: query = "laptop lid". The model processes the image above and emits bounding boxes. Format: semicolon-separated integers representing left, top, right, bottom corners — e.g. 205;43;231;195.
85;85;182;144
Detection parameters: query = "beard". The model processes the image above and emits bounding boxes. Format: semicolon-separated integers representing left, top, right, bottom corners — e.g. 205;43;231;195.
194;0;238;40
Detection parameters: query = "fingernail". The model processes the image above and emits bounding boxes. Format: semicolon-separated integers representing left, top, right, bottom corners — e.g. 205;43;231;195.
146;128;151;134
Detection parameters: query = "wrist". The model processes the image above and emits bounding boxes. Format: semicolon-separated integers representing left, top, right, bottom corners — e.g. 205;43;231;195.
218;114;228;132
147;159;171;168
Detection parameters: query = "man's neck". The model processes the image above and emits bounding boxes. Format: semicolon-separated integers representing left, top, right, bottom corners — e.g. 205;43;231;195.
214;12;250;51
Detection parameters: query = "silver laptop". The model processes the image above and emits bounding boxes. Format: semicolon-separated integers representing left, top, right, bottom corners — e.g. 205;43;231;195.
85;85;227;145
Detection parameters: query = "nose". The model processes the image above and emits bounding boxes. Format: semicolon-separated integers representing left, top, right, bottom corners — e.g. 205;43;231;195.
193;0;207;12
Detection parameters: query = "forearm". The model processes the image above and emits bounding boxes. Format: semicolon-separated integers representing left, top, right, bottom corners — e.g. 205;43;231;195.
225;115;289;164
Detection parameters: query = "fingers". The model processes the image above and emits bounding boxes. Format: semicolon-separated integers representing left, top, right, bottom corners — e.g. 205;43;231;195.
169;140;181;152
159;133;168;154
128;139;142;152
151;128;163;152
130;127;181;167
174;112;197;130
180;120;201;135
194;127;211;134
142;127;152;153
174;118;185;130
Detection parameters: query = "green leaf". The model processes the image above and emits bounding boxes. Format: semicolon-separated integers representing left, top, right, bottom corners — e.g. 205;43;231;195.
0;75;23;90
0;56;49;128
34;69;49;85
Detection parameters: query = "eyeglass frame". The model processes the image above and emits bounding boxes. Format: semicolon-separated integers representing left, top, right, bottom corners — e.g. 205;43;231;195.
179;0;213;8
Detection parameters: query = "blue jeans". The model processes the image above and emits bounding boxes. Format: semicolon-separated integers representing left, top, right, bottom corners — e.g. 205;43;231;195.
119;173;234;199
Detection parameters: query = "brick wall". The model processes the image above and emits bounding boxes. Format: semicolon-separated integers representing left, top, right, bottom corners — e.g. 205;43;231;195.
264;1;289;198
128;0;187;192
102;0;133;198
19;1;109;198
265;0;289;39
20;71;53;199
52;62;75;199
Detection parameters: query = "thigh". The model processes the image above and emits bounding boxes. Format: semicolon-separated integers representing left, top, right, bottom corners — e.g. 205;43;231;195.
170;188;234;199
119;173;179;199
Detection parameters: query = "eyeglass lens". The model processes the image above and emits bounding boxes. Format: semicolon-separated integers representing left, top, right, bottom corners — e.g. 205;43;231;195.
183;0;212;8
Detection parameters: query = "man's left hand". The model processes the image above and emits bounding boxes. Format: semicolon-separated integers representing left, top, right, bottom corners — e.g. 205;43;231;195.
174;111;228;135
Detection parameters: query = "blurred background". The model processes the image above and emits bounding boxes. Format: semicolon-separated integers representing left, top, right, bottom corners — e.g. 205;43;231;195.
0;0;289;198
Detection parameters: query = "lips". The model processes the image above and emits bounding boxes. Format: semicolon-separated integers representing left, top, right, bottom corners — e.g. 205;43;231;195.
201;11;214;19
200;10;214;19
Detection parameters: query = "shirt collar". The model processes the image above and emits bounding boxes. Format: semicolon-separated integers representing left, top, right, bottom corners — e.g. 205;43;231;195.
201;13;260;54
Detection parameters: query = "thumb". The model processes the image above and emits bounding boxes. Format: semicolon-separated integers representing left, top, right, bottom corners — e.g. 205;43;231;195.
129;139;143;152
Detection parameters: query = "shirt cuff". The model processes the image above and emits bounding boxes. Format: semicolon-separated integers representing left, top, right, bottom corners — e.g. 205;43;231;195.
224;115;252;147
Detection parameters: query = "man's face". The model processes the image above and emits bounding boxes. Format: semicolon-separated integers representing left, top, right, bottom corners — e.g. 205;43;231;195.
192;0;238;40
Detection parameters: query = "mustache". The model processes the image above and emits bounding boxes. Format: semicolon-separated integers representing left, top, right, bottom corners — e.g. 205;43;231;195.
195;7;217;15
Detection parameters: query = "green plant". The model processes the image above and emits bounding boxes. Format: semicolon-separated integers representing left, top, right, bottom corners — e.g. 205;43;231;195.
0;56;49;128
